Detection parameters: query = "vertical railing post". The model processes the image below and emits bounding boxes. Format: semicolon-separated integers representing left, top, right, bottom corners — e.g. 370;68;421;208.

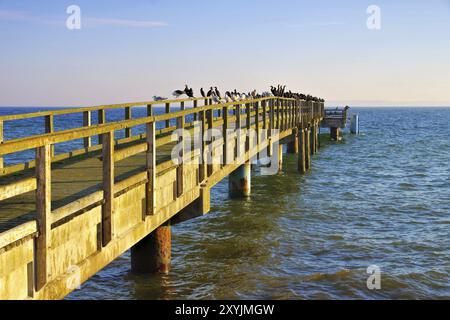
98;109;105;145
83;111;92;149
245;103;251;153
222;106;228;167
146;119;156;216
291;100;295;128
44;114;54;156
165;103;170;128
268;99;274;157
193;100;198;121
276;98;281;129
293;100;298;127
235;104;242;161
147;104;152;117
0;120;3;170
101;131;114;246
35;144;52;290
176;106;185;197
262;100;267;130
199;110;207;182
255;101;260;150
206;107;214;176
125;107;132;138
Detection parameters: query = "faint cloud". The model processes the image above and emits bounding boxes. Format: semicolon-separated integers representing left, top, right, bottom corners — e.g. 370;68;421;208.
313;22;345;27
287;21;345;29
0;10;168;28
86;18;168;28
0;10;60;25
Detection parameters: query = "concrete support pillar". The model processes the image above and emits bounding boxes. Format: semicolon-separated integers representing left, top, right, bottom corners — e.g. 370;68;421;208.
315;123;320;152
171;187;211;225
131;222;171;274
278;144;283;173
310;125;316;155
229;162;251;198
298;129;306;174
330;127;341;141
286;131;299;154
305;127;311;170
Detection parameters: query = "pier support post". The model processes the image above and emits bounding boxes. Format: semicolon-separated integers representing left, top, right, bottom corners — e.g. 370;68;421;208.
172;186;211;225
229;162;251;198
131;222;171;274
330;127;341;141
305;127;311;170
310;125;316;155
298;129;306;174
278;144;283;173
316;122;320;151
286;130;299;154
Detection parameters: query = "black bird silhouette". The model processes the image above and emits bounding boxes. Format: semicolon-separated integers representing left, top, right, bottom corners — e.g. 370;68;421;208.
225;91;232;99
185;86;194;98
214;87;221;99
270;86;277;96
207;87;214;97
200;88;206;98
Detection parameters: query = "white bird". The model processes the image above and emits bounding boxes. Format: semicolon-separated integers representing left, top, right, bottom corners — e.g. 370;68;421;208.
211;92;221;104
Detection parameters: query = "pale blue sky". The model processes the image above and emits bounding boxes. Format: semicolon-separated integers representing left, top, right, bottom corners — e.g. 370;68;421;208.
0;0;449;106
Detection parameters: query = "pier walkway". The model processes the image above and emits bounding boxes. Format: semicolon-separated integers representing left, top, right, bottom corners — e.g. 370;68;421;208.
0;97;323;299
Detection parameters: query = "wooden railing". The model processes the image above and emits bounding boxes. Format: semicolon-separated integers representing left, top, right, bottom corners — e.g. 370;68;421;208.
0;96;324;298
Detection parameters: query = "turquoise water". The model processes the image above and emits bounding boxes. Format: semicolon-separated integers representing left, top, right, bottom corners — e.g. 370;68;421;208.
2;107;449;299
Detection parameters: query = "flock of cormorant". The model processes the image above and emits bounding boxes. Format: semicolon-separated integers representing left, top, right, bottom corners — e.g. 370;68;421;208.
152;85;324;103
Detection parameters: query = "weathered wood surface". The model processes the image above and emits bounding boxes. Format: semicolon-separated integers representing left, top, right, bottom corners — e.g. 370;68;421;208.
0;97;324;300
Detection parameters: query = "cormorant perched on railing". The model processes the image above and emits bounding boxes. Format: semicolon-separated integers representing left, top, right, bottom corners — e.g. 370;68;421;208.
207;87;214;97
166;84;324;103
214;87;222;99
185;86;194;98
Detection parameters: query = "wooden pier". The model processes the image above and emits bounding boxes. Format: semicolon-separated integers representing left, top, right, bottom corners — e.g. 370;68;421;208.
0;97;323;300
321;107;349;141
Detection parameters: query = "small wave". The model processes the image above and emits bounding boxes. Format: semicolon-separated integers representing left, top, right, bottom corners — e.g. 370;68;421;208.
327;235;345;241
304;269;353;281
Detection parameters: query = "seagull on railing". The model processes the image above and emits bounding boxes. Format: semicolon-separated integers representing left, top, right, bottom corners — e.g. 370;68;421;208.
153;96;168;101
211;92;221;104
173;85;188;98
240;93;248;101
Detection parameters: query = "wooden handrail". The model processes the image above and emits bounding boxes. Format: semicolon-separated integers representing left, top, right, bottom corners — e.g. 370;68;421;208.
0;97;208;122
0;97;301;156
